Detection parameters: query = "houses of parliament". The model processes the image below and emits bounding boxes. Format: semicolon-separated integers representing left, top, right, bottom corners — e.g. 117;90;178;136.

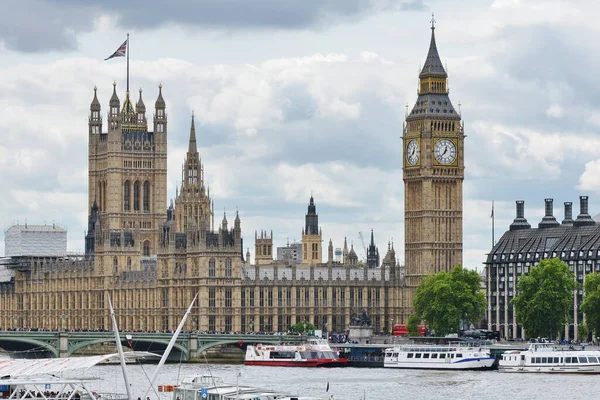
0;22;464;334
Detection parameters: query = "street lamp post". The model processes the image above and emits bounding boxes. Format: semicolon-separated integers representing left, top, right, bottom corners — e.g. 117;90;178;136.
390;318;394;335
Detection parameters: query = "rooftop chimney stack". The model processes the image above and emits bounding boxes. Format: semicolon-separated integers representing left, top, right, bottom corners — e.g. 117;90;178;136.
538;198;560;229
510;200;531;231
574;195;595;227
562;202;574;225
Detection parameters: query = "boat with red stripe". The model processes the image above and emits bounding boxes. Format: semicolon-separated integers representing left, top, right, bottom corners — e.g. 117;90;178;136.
244;337;349;367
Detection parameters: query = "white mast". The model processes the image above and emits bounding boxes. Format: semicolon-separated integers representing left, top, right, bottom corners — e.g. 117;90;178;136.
109;295;133;400
142;293;199;400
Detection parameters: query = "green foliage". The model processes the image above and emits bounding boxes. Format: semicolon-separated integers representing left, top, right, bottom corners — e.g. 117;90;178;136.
512;258;577;339
412;265;486;336
407;314;420;336
290;321;315;333
578;323;588;342
581;273;600;340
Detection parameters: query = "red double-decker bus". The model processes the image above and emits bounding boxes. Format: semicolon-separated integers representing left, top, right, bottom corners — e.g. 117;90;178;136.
392;324;427;336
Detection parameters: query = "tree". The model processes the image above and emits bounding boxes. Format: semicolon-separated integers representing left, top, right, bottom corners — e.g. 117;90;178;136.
512;258;577;339
411;265;486;336
290;321;315;333
581;272;600;341
407;314;420;336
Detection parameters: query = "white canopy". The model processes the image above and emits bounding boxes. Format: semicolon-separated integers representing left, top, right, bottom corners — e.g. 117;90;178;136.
0;352;157;378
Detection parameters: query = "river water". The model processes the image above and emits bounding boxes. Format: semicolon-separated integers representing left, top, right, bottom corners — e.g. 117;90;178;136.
77;363;596;400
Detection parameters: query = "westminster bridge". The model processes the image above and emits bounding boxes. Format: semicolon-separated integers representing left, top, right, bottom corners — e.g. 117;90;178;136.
0;331;304;360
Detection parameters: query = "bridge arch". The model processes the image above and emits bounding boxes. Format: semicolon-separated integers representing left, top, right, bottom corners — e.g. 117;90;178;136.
0;337;59;358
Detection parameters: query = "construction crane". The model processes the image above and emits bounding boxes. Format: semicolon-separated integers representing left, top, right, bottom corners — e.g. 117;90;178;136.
358;231;368;261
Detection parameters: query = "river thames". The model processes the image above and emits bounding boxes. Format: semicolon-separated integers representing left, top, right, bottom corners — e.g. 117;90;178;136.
79;362;596;400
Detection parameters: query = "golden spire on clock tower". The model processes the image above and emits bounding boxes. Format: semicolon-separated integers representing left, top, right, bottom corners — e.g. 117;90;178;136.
402;16;464;318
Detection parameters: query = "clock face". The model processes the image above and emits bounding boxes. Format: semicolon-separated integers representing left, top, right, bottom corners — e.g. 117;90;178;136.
406;139;419;165
434;139;457;164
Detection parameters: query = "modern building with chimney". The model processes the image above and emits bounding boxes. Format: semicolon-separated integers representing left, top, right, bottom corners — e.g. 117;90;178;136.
485;196;599;341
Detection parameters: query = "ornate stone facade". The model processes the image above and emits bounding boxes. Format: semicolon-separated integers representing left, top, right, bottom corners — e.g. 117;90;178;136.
0;22;462;332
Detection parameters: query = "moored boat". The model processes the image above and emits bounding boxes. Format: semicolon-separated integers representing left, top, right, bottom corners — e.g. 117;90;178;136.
172;374;333;400
499;342;600;373
383;341;496;370
244;338;348;367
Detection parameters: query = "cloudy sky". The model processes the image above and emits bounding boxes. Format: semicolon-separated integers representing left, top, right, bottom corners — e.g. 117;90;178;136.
1;0;599;270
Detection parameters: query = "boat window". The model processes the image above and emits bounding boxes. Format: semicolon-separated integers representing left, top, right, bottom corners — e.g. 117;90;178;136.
553;357;559;363
450;354;454;359
565;357;573;363
415;353;422;359
589;356;598;363
559;358;563;363
439;353;446;359
407;353;414;359
423;353;430;359
579;357;588;363
542;357;547;363
456;353;462;358
431;353;438;359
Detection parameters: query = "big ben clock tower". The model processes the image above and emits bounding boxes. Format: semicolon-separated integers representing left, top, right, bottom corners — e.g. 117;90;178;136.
403;17;464;313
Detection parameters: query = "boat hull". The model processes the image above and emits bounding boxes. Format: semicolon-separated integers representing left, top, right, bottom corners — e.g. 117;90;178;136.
499;365;600;373
244;359;349;367
384;358;496;370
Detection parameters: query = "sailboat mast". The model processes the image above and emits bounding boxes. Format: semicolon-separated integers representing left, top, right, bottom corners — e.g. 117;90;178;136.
142;293;199;400
109;296;133;400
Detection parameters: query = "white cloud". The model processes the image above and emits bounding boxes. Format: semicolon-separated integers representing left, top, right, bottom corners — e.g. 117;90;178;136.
546;104;564;118
578;160;600;192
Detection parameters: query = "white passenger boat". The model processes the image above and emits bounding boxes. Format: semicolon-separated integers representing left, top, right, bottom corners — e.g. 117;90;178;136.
499;342;600;373
383;342;496;370
245;338;348;367
172;374;333;400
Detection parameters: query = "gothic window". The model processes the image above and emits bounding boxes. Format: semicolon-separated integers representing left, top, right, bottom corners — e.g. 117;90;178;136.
143;240;150;256
127;257;132;270
124;181;130;211
111;106;118;116
209;288;215;308
225;289;232;308
113;257;118;272
209;258;216;277
143;181;150;212
133;181;140;211
225;258;232;277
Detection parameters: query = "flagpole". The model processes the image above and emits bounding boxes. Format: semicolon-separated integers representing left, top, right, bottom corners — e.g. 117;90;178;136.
491;200;495;248
126;32;130;93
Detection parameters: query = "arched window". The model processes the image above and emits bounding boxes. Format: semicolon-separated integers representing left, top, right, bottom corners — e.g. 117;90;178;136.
225;258;232;278
133;181;140;211
209;258;216;277
124;181;130;211
143;240;150;256
113;257;118;272
143;181;150;212
127;257;132;271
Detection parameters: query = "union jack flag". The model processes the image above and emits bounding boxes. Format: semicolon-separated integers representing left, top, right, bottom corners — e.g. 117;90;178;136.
105;39;127;60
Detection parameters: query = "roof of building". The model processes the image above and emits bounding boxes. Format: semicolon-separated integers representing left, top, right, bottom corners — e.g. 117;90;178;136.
5;224;66;234
486;222;600;263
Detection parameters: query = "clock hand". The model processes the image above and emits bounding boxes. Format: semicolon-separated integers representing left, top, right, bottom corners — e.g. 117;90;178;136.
442;146;448;156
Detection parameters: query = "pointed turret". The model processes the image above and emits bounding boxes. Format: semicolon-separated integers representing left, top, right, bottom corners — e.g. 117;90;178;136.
328;239;334;263
188;113;198;153
419;15;447;79
366;229;380;268
109;82;120;108
90;86;101;112
136;88;146;113
246;248;251;264
89;86;102;135
221;211;228;231
155;83;166;109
